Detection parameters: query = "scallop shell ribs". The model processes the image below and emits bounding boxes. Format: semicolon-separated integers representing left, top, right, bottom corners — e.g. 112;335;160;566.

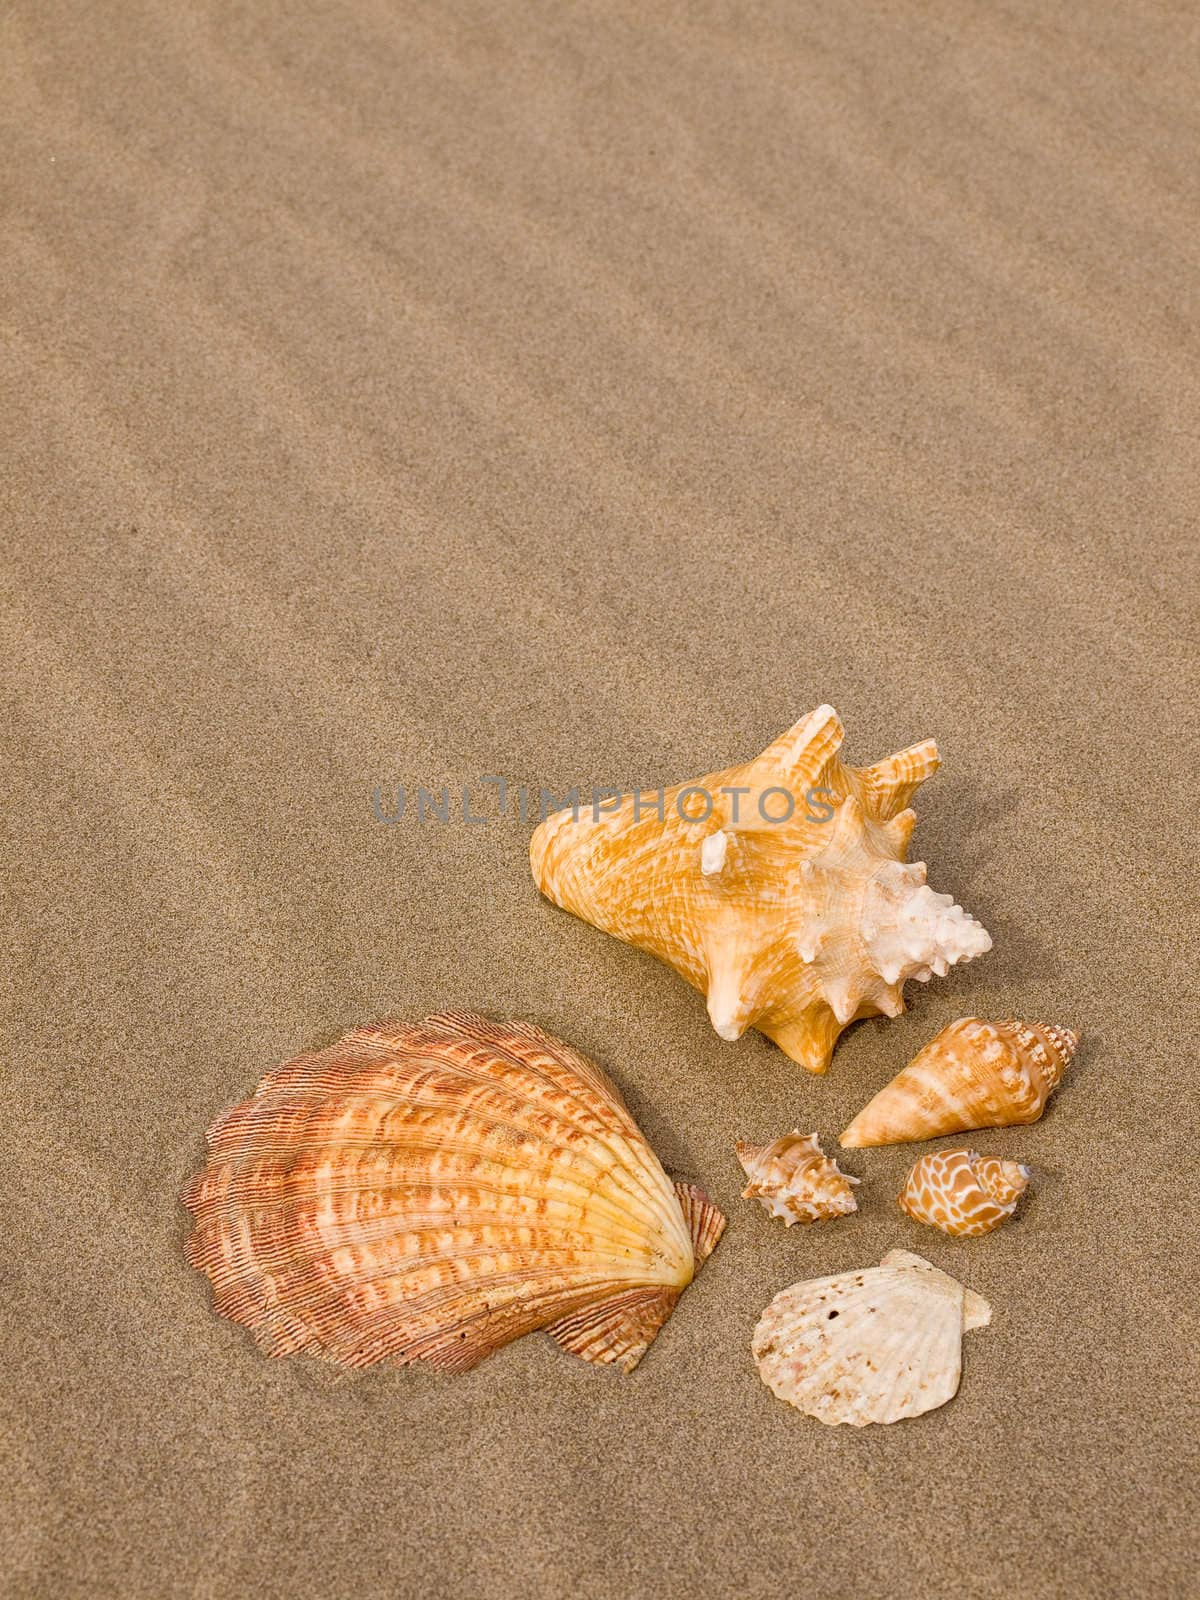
183;1013;725;1374
898;1148;1031;1236
752;1249;992;1426
735;1131;859;1225
840;1017;1078;1148
529;706;991;1073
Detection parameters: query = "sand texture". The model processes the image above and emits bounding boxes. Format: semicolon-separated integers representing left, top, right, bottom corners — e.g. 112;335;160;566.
2;2;1197;1597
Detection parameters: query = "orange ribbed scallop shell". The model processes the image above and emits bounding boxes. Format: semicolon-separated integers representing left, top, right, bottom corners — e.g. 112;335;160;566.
183;1013;725;1374
898;1148;1031;1236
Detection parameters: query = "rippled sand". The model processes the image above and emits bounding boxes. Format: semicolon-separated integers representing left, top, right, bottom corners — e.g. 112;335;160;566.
3;3;1196;1597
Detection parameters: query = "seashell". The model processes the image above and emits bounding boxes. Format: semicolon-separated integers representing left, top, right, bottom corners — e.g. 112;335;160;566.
183;1012;726;1375
898;1147;1031;1236
752;1248;992;1426
840;1017;1078;1148
735;1131;860;1225
529;706;990;1074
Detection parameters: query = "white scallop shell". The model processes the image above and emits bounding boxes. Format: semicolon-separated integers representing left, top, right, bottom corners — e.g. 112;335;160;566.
751;1249;991;1426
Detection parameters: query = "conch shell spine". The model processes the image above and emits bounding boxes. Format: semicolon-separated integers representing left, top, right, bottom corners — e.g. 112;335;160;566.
840;1017;1078;1147
530;706;991;1074
898;1148;1032;1236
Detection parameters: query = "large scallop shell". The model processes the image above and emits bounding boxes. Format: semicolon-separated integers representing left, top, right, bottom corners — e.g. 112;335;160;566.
899;1148;1031;1237
530;706;990;1074
840;1017;1078;1147
183;1013;725;1374
752;1249;992;1426
734;1131;860;1225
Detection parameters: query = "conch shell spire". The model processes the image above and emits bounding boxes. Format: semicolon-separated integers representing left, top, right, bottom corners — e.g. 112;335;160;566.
861;862;993;985
530;707;991;1073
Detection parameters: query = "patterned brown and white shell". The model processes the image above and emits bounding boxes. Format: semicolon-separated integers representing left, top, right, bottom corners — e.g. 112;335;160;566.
898;1148;1031;1236
183;1013;725;1375
735;1131;859;1225
840;1017;1078;1147
752;1249;992;1426
530;706;991;1074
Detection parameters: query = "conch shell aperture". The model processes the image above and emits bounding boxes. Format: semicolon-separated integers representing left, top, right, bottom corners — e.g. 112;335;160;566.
752;1249;992;1427
183;1013;726;1374
899;1148;1032;1236
840;1017;1078;1148
735;1131;859;1225
529;706;991;1073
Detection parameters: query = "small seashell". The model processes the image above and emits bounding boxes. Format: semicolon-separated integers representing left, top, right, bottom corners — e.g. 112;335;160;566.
840;1017;1078;1147
898;1148;1031;1236
734;1131;859;1225
183;1013;725;1375
529;706;991;1074
752;1249;992;1427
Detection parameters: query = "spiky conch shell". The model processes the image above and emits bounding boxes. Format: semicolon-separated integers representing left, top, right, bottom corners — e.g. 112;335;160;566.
752;1249;992;1427
734;1131;859;1225
182;1013;726;1375
529;706;991;1074
898;1148;1031;1237
840;1017;1078;1148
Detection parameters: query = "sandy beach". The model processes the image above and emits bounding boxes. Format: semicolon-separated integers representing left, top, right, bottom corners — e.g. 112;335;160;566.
3;2;1197;1596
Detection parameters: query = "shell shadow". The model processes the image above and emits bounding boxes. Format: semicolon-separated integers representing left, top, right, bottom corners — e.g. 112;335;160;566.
933;779;1024;879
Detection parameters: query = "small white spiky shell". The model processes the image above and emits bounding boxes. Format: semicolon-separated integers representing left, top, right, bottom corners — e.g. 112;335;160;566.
530;706;991;1074
734;1131;859;1225
751;1249;992;1426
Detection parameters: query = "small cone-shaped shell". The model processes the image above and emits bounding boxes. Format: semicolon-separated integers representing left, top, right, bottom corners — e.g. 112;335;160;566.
735;1131;859;1225
530;706;991;1074
898;1148;1031;1236
183;1013;725;1375
752;1249;991;1426
840;1017;1078;1148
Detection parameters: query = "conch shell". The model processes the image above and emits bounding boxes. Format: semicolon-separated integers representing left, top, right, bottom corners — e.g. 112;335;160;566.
735;1131;859;1224
529;706;991;1073
840;1017;1078;1147
898;1148;1031;1236
183;1012;726;1374
752;1249;992;1426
